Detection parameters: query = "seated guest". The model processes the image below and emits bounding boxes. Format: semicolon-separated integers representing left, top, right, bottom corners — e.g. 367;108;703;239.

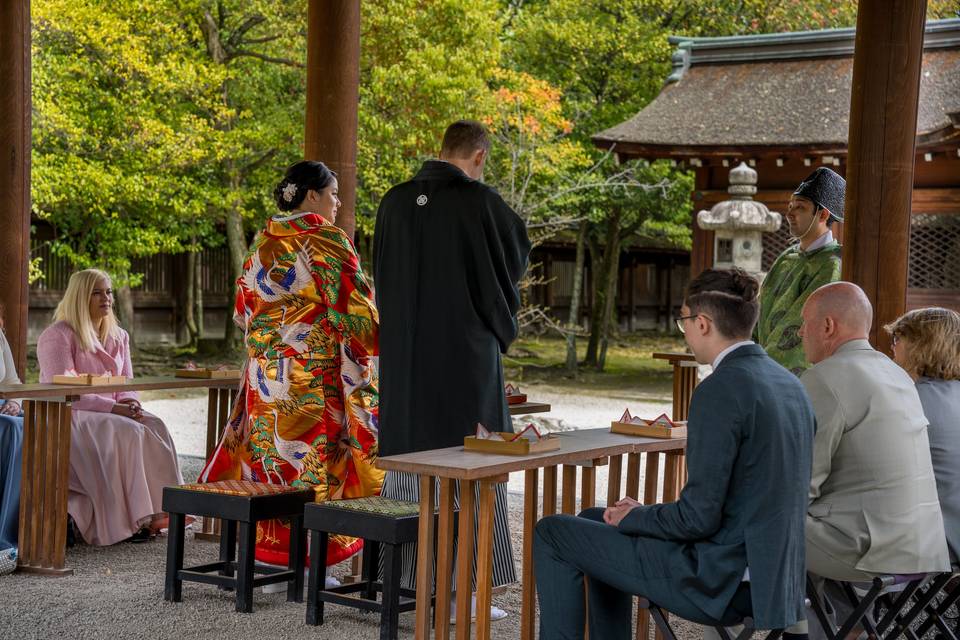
886;307;960;562
535;268;815;640
0;312;24;555
793;283;950;637
37;269;183;545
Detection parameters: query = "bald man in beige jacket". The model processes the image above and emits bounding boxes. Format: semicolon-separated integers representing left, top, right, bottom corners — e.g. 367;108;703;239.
797;282;949;582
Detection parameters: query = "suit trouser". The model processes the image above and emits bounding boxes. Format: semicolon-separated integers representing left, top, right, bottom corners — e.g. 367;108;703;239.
534;508;731;640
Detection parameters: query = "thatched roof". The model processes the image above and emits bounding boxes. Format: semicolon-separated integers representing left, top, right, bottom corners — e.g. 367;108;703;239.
593;19;960;157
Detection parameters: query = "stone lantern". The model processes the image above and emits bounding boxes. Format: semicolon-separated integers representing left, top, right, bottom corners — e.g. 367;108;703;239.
696;162;782;280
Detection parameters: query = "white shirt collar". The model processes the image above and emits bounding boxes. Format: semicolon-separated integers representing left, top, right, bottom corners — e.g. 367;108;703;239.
712;340;755;369
803;229;833;253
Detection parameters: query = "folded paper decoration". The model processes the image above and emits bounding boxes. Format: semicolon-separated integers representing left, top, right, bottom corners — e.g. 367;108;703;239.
504;383;527;405
611;410;687;439
465;422;559;455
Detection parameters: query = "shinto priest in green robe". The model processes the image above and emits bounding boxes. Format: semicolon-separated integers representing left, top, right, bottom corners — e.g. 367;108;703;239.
756;167;845;375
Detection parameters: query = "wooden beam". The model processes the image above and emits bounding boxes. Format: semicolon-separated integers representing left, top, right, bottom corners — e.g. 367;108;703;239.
305;0;360;240
0;0;31;375
843;0;927;349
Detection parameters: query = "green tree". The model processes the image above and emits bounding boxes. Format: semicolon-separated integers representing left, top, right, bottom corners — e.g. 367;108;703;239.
180;0;308;348
32;0;225;344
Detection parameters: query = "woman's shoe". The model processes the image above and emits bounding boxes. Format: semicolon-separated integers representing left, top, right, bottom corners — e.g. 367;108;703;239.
127;527;153;543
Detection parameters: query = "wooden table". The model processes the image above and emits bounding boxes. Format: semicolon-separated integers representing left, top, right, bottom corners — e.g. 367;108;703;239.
0;375;240;575
377;428;687;640
508;401;551;416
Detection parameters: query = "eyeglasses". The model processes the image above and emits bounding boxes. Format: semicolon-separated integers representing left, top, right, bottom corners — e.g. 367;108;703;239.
891;333;900;347
675;314;707;334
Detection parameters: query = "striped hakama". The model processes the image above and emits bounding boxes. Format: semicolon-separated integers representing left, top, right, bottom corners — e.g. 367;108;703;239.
379;470;517;591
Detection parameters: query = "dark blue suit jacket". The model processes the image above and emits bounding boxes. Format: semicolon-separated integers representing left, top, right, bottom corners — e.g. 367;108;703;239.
619;344;814;629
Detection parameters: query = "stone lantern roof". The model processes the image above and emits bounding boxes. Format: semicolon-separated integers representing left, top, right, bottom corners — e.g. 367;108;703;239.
697;162;781;232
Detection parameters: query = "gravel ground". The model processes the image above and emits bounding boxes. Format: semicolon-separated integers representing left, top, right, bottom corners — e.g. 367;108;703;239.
0;386;704;640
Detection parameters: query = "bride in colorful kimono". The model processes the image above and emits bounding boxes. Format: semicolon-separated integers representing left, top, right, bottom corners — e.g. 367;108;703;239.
37;269;183;545
200;160;383;579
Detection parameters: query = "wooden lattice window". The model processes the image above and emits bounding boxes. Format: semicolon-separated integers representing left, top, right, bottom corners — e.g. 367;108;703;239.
762;225;794;271
909;213;960;290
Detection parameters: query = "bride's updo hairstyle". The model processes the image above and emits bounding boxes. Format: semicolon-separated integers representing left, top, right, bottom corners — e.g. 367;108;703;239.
683;268;760;340
273;160;337;212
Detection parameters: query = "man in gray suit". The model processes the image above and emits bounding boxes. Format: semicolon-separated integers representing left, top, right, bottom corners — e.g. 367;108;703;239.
789;282;950;637
535;268;815;639
798;282;949;581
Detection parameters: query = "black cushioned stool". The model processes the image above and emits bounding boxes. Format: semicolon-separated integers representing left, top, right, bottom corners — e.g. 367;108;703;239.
304;496;444;640
162;480;313;613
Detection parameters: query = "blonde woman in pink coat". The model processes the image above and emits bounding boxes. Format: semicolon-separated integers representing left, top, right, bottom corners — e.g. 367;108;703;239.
37;269;183;545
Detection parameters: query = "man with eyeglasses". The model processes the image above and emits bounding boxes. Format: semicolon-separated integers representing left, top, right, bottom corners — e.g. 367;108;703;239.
755;167;844;375
535;268;814;639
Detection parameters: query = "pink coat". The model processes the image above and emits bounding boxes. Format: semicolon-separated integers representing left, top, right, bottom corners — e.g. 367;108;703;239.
37;320;139;413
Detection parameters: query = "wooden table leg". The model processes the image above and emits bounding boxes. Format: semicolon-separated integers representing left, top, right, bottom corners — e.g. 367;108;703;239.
643;453;660;505
607;454;622;506
561;465;577;514
455;480;477;640
17;399;73;576
475;479;496;640
625;453;641;500
543;465;557;516
581;465;596;511
416;475;438;640
663;454;681;503
521;469;539;640
434;478;456;640
198;387;232;542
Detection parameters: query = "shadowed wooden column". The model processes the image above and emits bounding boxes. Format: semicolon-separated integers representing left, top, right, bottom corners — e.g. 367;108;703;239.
842;0;927;350
0;0;32;374
305;0;360;240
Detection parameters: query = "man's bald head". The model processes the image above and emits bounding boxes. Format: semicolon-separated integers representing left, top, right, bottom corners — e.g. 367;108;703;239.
799;282;874;364
807;282;873;334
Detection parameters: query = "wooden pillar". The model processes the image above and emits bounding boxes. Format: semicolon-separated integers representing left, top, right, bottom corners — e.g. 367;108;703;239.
305;0;360;240
0;0;31;374
842;0;927;350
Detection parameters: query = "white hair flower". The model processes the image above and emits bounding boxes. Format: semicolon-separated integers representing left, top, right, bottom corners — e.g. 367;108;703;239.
282;182;298;202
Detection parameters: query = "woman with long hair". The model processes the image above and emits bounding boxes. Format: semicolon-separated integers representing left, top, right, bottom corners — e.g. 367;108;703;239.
886;307;960;562
37;269;182;545
200;161;382;574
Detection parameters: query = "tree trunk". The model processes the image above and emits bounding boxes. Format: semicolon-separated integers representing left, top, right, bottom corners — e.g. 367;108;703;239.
564;220;588;376
115;284;136;349
583;232;604;366
195;246;204;340
223;171;245;349
185;247;200;350
597;222;623;372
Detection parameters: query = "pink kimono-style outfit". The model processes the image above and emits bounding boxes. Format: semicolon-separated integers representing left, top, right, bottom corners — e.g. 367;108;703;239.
37;321;182;545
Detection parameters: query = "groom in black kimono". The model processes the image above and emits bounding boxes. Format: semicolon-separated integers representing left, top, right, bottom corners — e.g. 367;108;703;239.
373;120;531;616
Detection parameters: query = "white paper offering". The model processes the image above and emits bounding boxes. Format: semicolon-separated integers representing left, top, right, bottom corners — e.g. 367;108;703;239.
512;423;543;442
475;423;505;441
